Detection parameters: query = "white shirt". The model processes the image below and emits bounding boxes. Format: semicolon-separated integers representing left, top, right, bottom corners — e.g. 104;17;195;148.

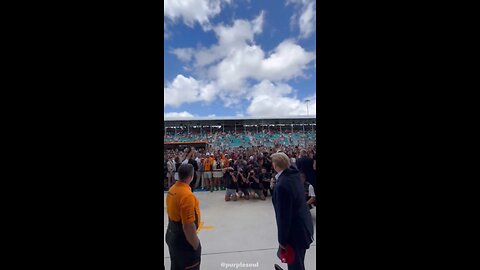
308;184;315;197
275;170;284;181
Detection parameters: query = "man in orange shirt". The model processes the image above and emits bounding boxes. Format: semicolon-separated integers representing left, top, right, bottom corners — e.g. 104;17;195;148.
202;154;213;192
166;164;202;270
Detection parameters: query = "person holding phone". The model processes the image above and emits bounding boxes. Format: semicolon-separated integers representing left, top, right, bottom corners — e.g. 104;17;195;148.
237;168;250;200
248;169;265;200
223;167;238;201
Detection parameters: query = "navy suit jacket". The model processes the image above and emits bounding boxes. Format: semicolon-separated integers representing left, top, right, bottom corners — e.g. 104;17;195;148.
272;166;314;250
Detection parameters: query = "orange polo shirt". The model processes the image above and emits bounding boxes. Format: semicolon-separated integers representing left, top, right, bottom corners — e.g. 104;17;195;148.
166;181;201;229
203;157;213;171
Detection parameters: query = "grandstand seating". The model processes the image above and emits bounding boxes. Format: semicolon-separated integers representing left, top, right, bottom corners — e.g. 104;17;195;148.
164;131;316;148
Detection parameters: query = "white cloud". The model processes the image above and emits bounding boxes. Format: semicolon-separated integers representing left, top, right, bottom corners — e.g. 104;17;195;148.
165;10;316;114
164;0;229;30
164;111;195;118
299;1;316;38
164;75;218;107
170;48;194;62
193;12;265;68
209;39;315;93
246;81;316;117
287;0;316;39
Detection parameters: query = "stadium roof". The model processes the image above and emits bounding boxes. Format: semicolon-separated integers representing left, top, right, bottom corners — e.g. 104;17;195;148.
164;115;316;122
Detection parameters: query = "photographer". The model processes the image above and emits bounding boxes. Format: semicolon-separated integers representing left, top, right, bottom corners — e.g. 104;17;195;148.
236;168;250;200
223;167;238;201
248;169;265;200
259;168;273;197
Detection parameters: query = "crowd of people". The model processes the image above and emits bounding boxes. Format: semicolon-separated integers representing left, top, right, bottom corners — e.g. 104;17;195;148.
163;141;316;206
164;130;316;149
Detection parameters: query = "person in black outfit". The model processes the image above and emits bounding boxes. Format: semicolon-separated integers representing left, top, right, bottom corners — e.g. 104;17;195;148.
248;169;265;200
237;168;250;200
271;152;314;270
259;168;273;197
296;149;316;198
183;148;199;190
223;167;238;201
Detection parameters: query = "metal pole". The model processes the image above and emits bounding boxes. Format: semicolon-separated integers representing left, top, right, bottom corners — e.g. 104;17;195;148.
305;99;310;116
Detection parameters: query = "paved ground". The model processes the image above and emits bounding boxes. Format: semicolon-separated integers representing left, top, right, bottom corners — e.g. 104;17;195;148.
164;190;316;270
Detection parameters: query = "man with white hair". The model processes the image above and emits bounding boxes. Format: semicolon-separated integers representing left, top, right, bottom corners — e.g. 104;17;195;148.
271;152;314;270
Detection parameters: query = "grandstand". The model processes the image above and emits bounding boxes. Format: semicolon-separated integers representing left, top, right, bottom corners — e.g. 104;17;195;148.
164;116;316;148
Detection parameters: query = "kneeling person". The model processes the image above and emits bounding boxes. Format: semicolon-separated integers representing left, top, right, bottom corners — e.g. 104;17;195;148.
248;169;265;200
223;167;238;201
237;169;251;200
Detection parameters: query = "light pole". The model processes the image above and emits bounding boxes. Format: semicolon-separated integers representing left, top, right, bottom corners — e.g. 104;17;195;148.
305;99;310;116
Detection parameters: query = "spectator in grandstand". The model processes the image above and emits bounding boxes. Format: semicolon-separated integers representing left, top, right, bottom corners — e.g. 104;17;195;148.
223;167;238;201
296;149;316;196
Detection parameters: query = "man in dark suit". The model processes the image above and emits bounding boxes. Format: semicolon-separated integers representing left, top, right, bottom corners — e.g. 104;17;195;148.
271;152;314;270
296;149;316;198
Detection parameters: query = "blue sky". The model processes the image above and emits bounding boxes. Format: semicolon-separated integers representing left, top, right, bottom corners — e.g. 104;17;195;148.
164;0;316;118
